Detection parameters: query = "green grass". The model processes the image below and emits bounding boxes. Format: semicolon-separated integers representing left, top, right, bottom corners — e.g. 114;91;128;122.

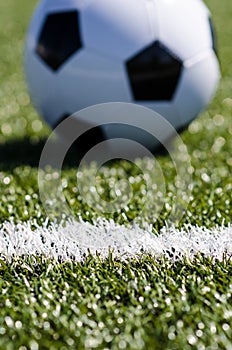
0;255;232;350
0;0;231;348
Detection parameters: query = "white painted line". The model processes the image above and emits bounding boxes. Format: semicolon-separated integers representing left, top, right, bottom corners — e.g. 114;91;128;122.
0;219;231;262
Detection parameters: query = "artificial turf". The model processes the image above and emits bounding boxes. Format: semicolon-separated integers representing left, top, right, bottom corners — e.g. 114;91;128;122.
0;0;231;348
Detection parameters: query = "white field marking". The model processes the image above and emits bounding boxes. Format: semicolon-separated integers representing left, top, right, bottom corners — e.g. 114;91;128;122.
0;219;231;262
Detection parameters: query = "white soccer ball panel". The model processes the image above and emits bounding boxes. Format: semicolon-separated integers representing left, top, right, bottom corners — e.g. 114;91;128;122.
157;0;213;61
54;49;131;127
174;51;220;125
81;0;158;60
140;101;181;130
24;50;61;126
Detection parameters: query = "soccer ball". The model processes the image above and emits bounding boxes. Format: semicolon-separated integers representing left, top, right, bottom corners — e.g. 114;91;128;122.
25;0;220;153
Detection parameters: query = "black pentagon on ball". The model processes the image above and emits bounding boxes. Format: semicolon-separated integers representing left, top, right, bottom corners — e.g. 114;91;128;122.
208;17;218;56
36;11;82;71
126;40;183;101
